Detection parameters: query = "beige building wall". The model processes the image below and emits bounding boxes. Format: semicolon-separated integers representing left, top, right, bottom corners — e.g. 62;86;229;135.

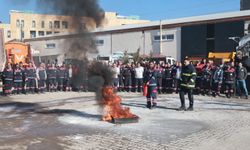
0;10;150;42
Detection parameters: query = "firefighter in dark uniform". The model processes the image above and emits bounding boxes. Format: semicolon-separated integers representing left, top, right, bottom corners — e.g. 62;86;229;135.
131;63;136;92
164;63;173;93
25;63;36;94
123;64;132;92
144;62;158;109
47;63;58;92
155;64;163;94
224;63;236;98
118;63;125;91
13;64;23;94
57;64;66;91
19;62;26;94
179;58;197;111
201;62;212;95
195;59;206;94
36;63;47;93
2;63;13;95
211;65;224;97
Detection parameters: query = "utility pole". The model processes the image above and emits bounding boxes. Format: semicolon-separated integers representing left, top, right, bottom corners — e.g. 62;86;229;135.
160;20;163;55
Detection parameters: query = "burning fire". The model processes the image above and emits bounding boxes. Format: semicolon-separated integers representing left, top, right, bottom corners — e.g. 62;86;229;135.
102;86;138;121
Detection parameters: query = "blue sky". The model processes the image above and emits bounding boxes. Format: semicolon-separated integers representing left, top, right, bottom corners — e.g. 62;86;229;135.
0;0;240;23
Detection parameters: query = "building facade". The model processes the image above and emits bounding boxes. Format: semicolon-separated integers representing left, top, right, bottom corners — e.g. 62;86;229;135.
241;0;250;10
0;10;149;42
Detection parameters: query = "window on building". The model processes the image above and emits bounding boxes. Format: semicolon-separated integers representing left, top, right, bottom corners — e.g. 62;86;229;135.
38;31;45;36
54;31;60;34
46;31;52;35
32;20;36;28
45;43;56;49
30;31;36;38
21;20;24;28
154;34;174;41
49;21;53;29
95;39;104;46
54;21;60;29
16;19;20;28
21;31;24;39
41;21;45;28
62;21;68;29
7;30;11;38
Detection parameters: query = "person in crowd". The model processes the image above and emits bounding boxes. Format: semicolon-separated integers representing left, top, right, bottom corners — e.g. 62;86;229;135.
131;63;136;92
164;63;173;93
135;62;144;93
179;58;197;111
36;63;47;93
2;63;13;95
172;62;182;93
155;63;164;94
25;62;36;94
211;65;224;97
65;64;73;91
123;63;132;92
236;62;248;99
195;59;207;94
13;63;23;94
112;63;120;91
224;63;236;98
57;64;66;91
201;62;213;95
47;63;58;92
144;62;158;109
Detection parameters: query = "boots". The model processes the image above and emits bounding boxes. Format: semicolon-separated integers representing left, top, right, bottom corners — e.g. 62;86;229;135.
146;101;152;109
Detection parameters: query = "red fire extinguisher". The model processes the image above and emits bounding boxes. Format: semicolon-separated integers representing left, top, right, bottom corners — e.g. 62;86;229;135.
143;82;148;96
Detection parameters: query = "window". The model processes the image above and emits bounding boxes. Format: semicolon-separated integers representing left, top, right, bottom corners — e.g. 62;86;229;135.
21;31;24;39
49;21;53;29
38;31;45;36
16;19;20;27
54;21;60;29
21;20;24;28
95;39;104;46
62;21;68;29
30;31;36;38
7;30;11;38
46;31;52;35
154;34;174;41
32;20;36;28
54;31;60;34
41;21;45;28
45;43;56;49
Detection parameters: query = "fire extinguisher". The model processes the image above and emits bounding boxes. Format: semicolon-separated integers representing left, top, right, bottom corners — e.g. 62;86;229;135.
143;82;148;96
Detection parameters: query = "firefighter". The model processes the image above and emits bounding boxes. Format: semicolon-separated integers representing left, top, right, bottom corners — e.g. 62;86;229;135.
57;64;66;91
2;63;13;95
13;64;23;94
195;59;206;94
164;63;173;93
47;63;58;92
118;63;125;92
26;62;36;94
144;62;158;109
36;63;47;93
223;63;236;98
211;65;223;97
201;62;212;95
131;63;136;92
155;64;164;94
179;58;197;111
123;63;132;92
19;62;26;94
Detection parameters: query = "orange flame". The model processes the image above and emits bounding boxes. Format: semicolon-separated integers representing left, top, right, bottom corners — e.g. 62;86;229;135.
102;86;137;121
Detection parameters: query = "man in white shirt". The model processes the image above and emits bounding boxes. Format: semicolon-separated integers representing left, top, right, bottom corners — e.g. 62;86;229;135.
135;63;144;92
112;63;120;91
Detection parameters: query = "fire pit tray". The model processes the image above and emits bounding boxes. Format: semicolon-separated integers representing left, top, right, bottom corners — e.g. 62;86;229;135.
111;116;139;124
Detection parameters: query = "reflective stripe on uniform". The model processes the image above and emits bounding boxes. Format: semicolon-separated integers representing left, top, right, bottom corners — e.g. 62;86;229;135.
180;84;195;88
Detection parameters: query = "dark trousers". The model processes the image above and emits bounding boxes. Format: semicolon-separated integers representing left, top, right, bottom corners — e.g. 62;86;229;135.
113;78;119;90
135;78;143;92
157;78;163;93
179;87;194;108
124;76;132;92
14;81;22;94
3;80;13;94
49;78;57;91
165;78;173;93
225;82;234;97
27;78;36;93
118;75;124;91
212;82;221;96
58;78;64;91
38;79;46;93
